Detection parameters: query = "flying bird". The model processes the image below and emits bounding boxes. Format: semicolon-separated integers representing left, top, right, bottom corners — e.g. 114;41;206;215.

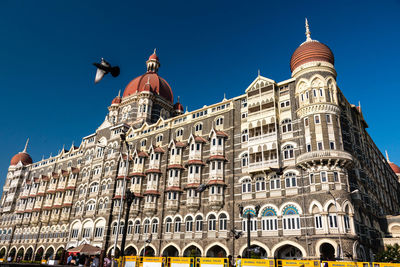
93;58;120;83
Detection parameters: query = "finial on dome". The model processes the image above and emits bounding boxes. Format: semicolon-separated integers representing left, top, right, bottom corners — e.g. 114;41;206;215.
117;89;121;97
305;18;312;42
23;138;29;153
358;101;362;112
177;96;180;102
153;48;157;55
223;93;227;101
386;150;390;162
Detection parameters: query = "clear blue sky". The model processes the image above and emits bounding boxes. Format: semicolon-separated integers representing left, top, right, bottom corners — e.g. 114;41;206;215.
1;0;400;189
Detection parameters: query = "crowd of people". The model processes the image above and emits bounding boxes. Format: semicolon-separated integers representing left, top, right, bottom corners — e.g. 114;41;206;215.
66;253;102;266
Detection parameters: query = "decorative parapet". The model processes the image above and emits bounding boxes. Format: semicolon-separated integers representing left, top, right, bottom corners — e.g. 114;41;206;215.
296;150;353;168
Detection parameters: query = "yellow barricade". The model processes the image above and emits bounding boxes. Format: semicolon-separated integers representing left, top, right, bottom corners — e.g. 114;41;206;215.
168;257;195;267
277;259;320;267
322;261;371;267
372;263;400;267
141;257;166;267
198;257;228;267
0;259;4;263
124;256;138;267
41;259;47;264
239;258;275;267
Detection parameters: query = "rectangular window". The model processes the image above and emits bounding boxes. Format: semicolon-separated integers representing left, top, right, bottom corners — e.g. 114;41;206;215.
329;214;338;228
326;114;331;123
330;141;335;150
315;215;323;229
333;172;339;182
309;174;315;184
320;172;327;182
315;115;320;124
317;142;323;150
307;144;311;152
304;118;309;127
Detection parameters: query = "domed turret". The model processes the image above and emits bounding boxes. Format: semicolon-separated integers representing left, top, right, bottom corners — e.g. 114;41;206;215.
111;90;122;105
386;151;400;175
290;19;335;75
174;96;184;115
10;139;32;166
122;49;173;103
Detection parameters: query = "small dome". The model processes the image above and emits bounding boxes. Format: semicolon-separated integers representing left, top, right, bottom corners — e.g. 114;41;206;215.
290;41;334;72
174;102;184;112
390;162;400;174
111;96;121;105
123;73;173;103
149;53;159;61
10;152;32;166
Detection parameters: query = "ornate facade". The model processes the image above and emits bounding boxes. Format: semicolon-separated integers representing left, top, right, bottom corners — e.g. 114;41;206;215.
1;20;400;262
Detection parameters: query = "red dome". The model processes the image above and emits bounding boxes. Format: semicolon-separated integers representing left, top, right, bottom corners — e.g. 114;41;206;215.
149;53;159;61
390;162;400;174
290;41;334;72
10;152;32;166
174;102;184;112
111;96;121;105
122;72;173;103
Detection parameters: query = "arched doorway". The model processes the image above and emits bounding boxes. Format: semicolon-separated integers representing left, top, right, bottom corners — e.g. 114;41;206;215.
44;247;54;260
242;245;267;259
320;243;335;260
140;246;155;257
8;247;16;260
206;245;227;258
276;245;303;259
162;245;179;257
183;246;202;257
16;248;24;261
24;247;33;261
109;247;121;258
125;246;137;256
55;247;64;261
35;247;44;261
0;248;7;259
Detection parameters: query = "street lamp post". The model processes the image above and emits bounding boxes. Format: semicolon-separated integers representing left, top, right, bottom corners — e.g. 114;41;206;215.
120;189;135;258
112;133;130;266
238;204;260;258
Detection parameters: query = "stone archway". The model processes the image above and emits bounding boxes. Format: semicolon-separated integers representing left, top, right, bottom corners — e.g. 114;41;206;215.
320;243;335;261
140;246;155;257
8;247;16;260
44;247;54;260
35;247;44;261
0;247;6;259
55;247;64;261
242;245;267;259
275;244;303;259
206;245;227;258
24;247;33;261
183;245;202;257
162;245;179;257
125;246;137;256
16;247;24;261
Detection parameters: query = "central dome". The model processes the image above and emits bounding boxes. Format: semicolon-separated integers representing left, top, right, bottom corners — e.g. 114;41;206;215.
122;50;173;103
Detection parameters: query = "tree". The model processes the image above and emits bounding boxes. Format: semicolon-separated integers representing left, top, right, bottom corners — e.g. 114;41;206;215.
375;244;400;263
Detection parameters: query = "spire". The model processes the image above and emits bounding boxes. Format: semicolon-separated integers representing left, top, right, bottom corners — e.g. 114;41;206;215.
358;101;362;112
258;69;260;76
117;89;121;98
153;48;157;55
23;138;29;153
386;150;390;162
177;96;180;103
305;18;312;42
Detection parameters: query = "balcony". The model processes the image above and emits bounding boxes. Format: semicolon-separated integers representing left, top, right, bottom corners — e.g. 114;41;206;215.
144;203;157;216
209;195;223;209
247;159;279;173
248;132;276;147
296;150;353;167
186;198;200;212
165;200;179;212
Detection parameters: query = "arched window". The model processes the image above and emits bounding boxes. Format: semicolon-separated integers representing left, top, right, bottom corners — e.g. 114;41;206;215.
328;204;338;229
143;219;150;234
282;205;300;230
152;219;158;233
186;216;193;232
194;123;203;132
208;215;216;231
174;218;181;232
127;221;133;235
281;119;292;133
134;221;140;234
261;207;278;231
283;145;294;159
242;129;248;142
215;117;224;126
255;177;266;191
119;222;124;235
195;215;203;232
241;153;248;167
112;222;118;235
219;214;227;231
89;182;98;193
165;218;172;233
284;172;297;188
98;200;103;210
176;128;184;137
242;178;251;193
86;201;96;211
